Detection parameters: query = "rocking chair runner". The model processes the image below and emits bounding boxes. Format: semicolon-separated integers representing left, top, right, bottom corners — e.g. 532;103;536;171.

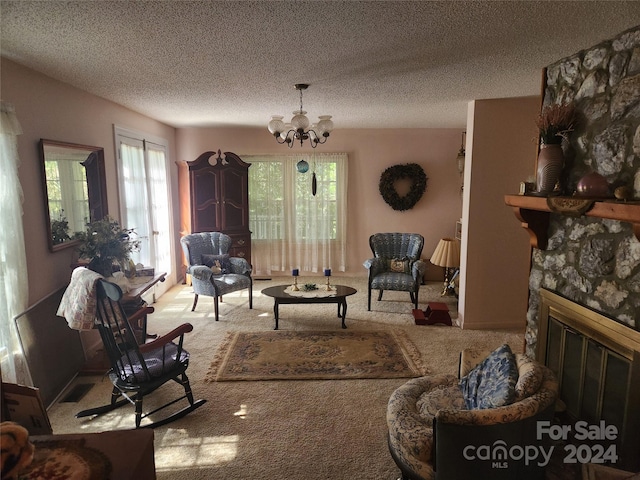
76;279;206;428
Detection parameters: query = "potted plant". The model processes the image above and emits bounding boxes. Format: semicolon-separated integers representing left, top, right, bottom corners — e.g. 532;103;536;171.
76;216;140;277
535;102;575;194
51;211;71;245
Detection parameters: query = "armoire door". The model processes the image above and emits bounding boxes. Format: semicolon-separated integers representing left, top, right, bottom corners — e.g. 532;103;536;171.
192;168;221;233
220;168;249;232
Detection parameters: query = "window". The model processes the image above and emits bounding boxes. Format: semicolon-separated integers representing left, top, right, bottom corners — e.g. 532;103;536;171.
245;153;347;275
114;126;174;295
44;152;90;231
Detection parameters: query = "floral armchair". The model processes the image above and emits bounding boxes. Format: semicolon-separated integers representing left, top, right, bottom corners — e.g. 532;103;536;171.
363;232;425;311
386;346;559;480
180;232;252;322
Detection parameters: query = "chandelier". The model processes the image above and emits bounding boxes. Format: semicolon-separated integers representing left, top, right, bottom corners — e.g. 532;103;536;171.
268;84;334;148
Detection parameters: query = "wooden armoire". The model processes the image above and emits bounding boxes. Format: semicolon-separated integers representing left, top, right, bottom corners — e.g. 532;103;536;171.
177;150;251;271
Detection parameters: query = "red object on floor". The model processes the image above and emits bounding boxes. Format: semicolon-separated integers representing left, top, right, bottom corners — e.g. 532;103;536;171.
412;302;452;326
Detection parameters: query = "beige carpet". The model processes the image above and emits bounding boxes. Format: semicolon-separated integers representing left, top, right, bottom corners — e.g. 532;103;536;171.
206;330;427;382
46;277;524;480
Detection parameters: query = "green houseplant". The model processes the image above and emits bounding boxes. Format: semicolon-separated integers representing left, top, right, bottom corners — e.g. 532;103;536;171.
76;216;140;277
51;212;71;245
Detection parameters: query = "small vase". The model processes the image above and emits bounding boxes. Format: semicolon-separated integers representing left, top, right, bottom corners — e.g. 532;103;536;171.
536;144;564;195
576;171;610;198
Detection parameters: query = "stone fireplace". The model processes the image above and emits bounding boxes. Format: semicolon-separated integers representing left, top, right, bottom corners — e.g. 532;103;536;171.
506;25;640;472
525;25;640;357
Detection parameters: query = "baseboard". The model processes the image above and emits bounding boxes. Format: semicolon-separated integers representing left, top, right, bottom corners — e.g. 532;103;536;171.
459;319;525;331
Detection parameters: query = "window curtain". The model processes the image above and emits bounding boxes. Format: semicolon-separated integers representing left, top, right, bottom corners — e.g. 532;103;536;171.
146;145;171;275
246;153;347;276
119;140;150;266
0;102;31;384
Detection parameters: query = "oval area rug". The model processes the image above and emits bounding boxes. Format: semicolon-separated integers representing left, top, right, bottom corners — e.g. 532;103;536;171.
205;330;428;382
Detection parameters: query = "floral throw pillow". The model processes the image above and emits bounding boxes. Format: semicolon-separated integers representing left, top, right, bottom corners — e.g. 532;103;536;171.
388;257;411;274
201;254;232;274
459;344;518;410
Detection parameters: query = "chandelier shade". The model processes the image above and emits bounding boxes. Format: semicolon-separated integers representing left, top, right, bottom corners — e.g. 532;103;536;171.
268;84;333;148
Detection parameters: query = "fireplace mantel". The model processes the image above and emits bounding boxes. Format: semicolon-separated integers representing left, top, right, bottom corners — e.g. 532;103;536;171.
504;194;640;249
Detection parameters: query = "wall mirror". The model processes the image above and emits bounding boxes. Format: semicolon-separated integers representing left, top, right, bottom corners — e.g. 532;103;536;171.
39;139;108;252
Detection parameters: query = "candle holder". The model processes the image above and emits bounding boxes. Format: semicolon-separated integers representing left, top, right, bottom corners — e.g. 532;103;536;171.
325;276;332;291
292;275;299;291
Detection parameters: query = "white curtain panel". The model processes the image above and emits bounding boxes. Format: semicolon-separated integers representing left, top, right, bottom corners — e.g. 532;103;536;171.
119;140;151;266
146;146;172;275
0;102;31;384
246;153;347;276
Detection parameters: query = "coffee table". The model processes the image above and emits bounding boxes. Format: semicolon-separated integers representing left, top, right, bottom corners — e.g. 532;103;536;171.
261;284;357;330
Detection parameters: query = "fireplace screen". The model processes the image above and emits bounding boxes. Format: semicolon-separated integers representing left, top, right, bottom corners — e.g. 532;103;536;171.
538;289;640;472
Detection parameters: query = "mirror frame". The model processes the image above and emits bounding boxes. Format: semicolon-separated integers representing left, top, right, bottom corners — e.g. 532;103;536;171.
39;139;108;252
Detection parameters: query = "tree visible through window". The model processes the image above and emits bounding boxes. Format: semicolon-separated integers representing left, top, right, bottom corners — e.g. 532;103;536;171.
245;153;347;276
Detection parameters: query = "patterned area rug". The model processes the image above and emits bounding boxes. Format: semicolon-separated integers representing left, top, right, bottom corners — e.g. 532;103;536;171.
206;330;428;382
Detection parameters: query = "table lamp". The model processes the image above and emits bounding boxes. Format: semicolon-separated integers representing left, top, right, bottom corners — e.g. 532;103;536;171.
430;238;460;296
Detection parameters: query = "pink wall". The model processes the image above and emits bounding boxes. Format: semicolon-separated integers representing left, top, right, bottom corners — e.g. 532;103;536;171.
459;97;541;331
3;57;464;309
2;58;178;304
176;127;464;279
2;57;544;334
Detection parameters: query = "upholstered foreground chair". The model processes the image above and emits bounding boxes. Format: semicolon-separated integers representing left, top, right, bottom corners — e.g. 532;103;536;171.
386;346;559;480
180;232;253;321
363;232;425;311
76;279;206;428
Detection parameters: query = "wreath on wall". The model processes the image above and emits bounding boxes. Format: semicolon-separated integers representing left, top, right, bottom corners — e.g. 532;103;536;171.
379;163;428;211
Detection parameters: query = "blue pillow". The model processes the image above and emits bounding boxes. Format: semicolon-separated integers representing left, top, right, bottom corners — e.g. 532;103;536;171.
459;344;518;410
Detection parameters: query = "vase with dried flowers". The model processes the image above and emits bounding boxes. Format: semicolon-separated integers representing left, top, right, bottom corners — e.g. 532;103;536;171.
535;102;575;194
76;216;140;277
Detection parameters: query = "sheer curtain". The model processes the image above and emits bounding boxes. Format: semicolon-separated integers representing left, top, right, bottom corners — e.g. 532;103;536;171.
146;145;171;275
246;153;347;275
118;140;150;266
0;102;31;384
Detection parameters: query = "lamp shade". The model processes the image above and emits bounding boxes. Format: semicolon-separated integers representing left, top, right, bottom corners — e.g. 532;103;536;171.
430;238;460;268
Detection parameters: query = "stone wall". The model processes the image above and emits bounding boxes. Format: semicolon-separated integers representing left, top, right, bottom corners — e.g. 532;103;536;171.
526;26;640;357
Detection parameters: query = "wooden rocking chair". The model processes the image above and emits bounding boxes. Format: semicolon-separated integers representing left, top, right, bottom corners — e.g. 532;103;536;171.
76;279;206;428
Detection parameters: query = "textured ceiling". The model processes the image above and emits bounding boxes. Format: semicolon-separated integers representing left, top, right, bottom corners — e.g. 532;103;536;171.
2;1;639;129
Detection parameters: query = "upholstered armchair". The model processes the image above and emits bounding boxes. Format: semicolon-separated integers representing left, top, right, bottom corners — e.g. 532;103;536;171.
363;232;425;311
180;232;252;321
386;346;559;480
